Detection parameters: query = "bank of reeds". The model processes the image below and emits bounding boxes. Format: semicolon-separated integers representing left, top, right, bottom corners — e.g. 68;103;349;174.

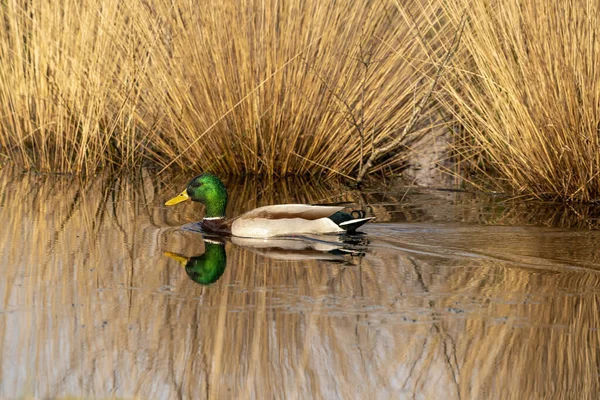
4;0;600;201
0;0;447;177
443;0;600;202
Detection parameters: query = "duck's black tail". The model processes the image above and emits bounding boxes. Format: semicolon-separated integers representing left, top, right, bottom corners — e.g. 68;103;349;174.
329;209;375;233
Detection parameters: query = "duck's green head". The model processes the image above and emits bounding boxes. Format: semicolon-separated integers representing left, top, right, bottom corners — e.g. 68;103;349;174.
165;173;228;218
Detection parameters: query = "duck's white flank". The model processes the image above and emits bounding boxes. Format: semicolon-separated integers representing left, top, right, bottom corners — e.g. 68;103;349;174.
232;217;343;238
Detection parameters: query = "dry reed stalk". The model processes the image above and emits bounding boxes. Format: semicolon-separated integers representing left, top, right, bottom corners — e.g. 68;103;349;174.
441;0;600;201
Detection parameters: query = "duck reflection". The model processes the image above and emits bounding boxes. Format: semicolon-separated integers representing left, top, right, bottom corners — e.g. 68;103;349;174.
164;230;369;286
164;238;227;285
231;234;368;261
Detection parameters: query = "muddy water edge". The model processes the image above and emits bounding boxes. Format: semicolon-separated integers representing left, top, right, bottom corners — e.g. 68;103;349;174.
1;169;600;399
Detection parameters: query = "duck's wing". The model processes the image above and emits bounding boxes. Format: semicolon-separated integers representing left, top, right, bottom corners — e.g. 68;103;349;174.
239;204;344;220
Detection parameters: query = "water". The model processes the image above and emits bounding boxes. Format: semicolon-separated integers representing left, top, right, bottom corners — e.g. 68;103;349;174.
1;169;600;399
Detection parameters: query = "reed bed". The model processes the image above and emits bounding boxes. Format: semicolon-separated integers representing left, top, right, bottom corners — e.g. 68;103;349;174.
442;0;600;201
2;0;600;200
0;0;448;177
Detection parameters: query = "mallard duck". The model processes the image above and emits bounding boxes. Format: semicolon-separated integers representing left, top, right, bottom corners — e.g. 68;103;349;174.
164;173;374;238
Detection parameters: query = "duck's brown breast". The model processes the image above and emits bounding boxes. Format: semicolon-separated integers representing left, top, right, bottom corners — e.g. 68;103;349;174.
201;218;233;236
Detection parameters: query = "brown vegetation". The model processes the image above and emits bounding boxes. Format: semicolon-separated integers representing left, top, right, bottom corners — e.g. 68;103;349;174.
0;0;447;177
2;0;600;200
443;0;600;202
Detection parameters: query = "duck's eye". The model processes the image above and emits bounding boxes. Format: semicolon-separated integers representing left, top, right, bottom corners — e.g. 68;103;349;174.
190;180;202;188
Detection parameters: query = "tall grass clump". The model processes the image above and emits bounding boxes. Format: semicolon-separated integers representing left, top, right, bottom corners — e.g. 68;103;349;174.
442;0;600;201
0;0;450;177
132;0;451;178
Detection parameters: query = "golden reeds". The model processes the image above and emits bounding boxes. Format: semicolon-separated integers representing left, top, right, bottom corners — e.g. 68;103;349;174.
442;0;600;201
0;0;154;174
0;0;447;178
4;0;600;197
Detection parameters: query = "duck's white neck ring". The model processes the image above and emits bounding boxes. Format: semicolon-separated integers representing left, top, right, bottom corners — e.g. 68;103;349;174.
203;217;224;220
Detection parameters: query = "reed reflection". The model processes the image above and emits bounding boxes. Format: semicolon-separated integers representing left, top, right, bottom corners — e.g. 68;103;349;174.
2;169;600;399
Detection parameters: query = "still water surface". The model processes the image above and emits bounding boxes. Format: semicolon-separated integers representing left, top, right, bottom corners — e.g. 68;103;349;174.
1;170;600;399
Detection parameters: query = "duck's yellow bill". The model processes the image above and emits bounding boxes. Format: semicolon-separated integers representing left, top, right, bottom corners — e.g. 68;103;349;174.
165;189;190;206
164;251;189;267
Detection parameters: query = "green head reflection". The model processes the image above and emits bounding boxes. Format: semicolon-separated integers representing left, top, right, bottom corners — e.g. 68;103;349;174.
164;240;226;285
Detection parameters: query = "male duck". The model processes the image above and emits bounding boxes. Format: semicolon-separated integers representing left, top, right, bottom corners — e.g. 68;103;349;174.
164;173;374;238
